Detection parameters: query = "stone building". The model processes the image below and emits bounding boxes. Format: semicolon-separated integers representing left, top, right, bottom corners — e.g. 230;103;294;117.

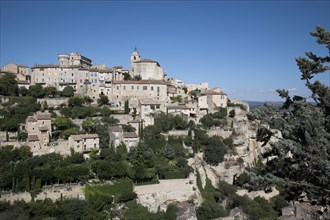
109;126;139;152
139;98;162;127
58;52;92;68
68;134;99;155
111;80;167;110
23;111;52;155
2;63;29;81
30;52;120;100
130;49;166;80
198;88;227;113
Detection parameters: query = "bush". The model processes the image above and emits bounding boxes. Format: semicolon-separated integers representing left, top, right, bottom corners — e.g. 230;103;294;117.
196;201;227;220
117;192;137;203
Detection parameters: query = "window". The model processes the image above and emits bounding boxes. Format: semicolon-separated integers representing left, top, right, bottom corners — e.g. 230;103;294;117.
77;145;80;148
137;86;139;90
131;86;134;90
143;86;147;90
157;87;160;92
151;86;153;91
72;73;74;76
94;143;97;148
123;86;126;90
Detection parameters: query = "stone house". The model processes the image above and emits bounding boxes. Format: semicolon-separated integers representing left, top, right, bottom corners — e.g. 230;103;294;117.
111;80;167;110
123;132;139;151
68;134;99;154
30;52;120;100
166;103;197;121
139;98;162;127
198;88;227;113
23;111;52;155
2;63;29;81
109;126;139;152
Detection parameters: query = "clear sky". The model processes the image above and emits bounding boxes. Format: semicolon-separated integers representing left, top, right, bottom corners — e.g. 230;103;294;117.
1;0;329;101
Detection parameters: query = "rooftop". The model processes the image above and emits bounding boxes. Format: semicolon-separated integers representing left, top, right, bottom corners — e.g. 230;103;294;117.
36;112;51;120
201;89;226;96
109;126;123;132
167;104;191;110
112;80;166;85
28;135;39;141
139;97;161;105
70;134;99;141
123;132;139;138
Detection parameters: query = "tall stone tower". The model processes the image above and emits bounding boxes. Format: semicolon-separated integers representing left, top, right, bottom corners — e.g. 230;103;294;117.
130;47;140;64
130;48;140;78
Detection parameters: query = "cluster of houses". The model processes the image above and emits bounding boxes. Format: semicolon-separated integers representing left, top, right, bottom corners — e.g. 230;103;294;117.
1;49;228;157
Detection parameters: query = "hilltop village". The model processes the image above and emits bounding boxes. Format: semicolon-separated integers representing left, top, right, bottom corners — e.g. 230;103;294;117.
0;50;311;219
1;49;228;156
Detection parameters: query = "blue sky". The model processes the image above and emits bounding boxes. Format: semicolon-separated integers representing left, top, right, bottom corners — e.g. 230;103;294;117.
1;0;329;101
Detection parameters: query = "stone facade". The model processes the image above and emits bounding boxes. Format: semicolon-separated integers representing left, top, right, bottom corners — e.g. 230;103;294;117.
109;126;139;151
68;134;99;154
139;98;162;126
2;63;29;81
23;111;52;155
198;88;227;112
111;80;167;110
130;49;165;80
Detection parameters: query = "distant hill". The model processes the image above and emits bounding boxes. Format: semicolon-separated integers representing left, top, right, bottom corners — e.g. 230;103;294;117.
244;100;283;111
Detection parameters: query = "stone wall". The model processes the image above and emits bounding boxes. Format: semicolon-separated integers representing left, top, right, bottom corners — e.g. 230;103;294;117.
0;131;17;142
37;98;69;107
0;184;84;204
134;174;202;213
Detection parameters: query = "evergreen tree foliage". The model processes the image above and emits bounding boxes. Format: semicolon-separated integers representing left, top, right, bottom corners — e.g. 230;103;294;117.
239;26;330;205
0;73;19;96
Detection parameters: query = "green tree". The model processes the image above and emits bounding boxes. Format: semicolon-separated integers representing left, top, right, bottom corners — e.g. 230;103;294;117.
123;72;132;80
29;84;45;98
82;117;100;133
240;26;330;204
133;75;142;81
44;86;58;98
53;116;76;131
204;136;226;165
101;116;119;125
68;96;84;107
229;109;235;118
18;87;29;96
122;124;136;132
97;95;109;106
200;114;214;128
0;73;18;96
61;86;74;97
124;100;129;114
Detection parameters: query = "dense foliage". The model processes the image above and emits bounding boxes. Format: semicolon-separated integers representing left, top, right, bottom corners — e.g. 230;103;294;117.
0;96;41;132
238;26;330;205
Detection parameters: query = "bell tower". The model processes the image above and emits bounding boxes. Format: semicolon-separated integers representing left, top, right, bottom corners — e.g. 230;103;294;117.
130;48;140;77
130;47;140;65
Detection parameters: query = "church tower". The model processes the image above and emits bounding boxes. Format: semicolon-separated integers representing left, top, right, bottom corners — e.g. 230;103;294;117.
130;48;140;77
130;47;140;64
